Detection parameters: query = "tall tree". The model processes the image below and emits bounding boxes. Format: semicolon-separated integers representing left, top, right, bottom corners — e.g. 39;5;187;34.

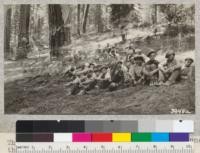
110;4;133;27
17;4;31;59
4;6;12;59
48;4;65;59
9;5;20;60
153;4;157;25
82;4;90;33
95;4;104;33
159;4;177;23
77;4;81;36
61;6;72;45
81;5;85;22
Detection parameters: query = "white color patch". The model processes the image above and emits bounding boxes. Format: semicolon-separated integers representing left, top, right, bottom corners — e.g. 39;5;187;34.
53;133;72;142
173;120;194;132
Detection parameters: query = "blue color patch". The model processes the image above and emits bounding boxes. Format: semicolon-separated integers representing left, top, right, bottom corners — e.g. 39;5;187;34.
152;133;169;142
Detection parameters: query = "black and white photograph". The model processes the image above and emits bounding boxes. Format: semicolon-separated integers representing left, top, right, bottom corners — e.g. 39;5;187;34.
4;4;195;114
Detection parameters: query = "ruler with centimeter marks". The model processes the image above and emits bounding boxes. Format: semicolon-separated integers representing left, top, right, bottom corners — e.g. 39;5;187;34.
1;133;198;153
15;142;193;153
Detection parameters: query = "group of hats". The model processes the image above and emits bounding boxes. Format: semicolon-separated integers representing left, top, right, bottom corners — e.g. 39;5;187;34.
144;49;174;58
133;49;193;63
138;49;193;63
165;50;193;63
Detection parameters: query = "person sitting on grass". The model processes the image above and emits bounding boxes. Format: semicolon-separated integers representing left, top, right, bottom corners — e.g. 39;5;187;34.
76;63;95;75
181;57;194;81
109;61;126;91
143;50;160;86
126;42;136;63
64;66;76;81
109;48;120;61
158;50;181;86
78;70;98;95
100;44;110;61
129;55;145;85
65;73;86;95
134;48;149;62
96;66;111;89
66;66;99;95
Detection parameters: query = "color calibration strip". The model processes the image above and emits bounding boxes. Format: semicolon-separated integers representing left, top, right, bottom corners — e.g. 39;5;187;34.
16;120;193;142
16;133;190;142
16;120;194;133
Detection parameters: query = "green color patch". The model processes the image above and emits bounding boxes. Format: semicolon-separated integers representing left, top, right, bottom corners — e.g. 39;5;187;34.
131;133;152;142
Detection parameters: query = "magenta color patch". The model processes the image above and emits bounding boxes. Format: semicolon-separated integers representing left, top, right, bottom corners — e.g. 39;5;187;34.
72;133;91;142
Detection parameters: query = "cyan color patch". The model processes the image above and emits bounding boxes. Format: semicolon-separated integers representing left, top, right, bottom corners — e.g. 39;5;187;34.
151;133;169;142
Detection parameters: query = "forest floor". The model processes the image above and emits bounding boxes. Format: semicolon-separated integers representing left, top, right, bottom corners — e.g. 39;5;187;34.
4;28;195;114
5;76;195;114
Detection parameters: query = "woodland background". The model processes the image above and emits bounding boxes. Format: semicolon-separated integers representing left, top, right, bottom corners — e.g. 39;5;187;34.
4;4;195;114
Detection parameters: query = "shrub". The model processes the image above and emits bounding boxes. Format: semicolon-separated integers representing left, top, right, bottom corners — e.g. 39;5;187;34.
163;24;194;37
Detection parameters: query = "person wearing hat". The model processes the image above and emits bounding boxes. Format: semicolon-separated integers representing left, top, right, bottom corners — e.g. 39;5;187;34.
126;42;136;62
64;66;76;81
181;57;194;81
69;63;100;95
128;55;145;85
109;60;126;91
88;62;96;70
110;47;120;61
158;50;181;86
134;48;149;62
66;72;87;95
143;50;160;86
96;66;111;89
76;62;96;75
79;68;100;94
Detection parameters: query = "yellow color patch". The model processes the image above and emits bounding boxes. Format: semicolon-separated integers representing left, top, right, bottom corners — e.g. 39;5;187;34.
112;133;131;142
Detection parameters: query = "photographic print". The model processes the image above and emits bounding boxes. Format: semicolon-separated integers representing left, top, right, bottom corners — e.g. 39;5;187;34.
4;4;195;114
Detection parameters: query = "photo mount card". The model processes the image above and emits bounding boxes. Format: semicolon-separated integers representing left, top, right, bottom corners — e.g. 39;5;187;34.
0;0;199;137
3;3;195;115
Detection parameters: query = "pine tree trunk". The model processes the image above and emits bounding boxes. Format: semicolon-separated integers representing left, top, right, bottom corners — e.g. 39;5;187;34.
4;7;12;59
81;5;85;19
96;4;103;33
82;4;90;33
10;5;20;60
62;6;72;45
77;4;81;36
17;4;31;59
61;6;72;45
48;4;65;59
154;5;157;25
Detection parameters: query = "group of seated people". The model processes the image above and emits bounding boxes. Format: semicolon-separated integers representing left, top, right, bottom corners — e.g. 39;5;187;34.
64;43;194;95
